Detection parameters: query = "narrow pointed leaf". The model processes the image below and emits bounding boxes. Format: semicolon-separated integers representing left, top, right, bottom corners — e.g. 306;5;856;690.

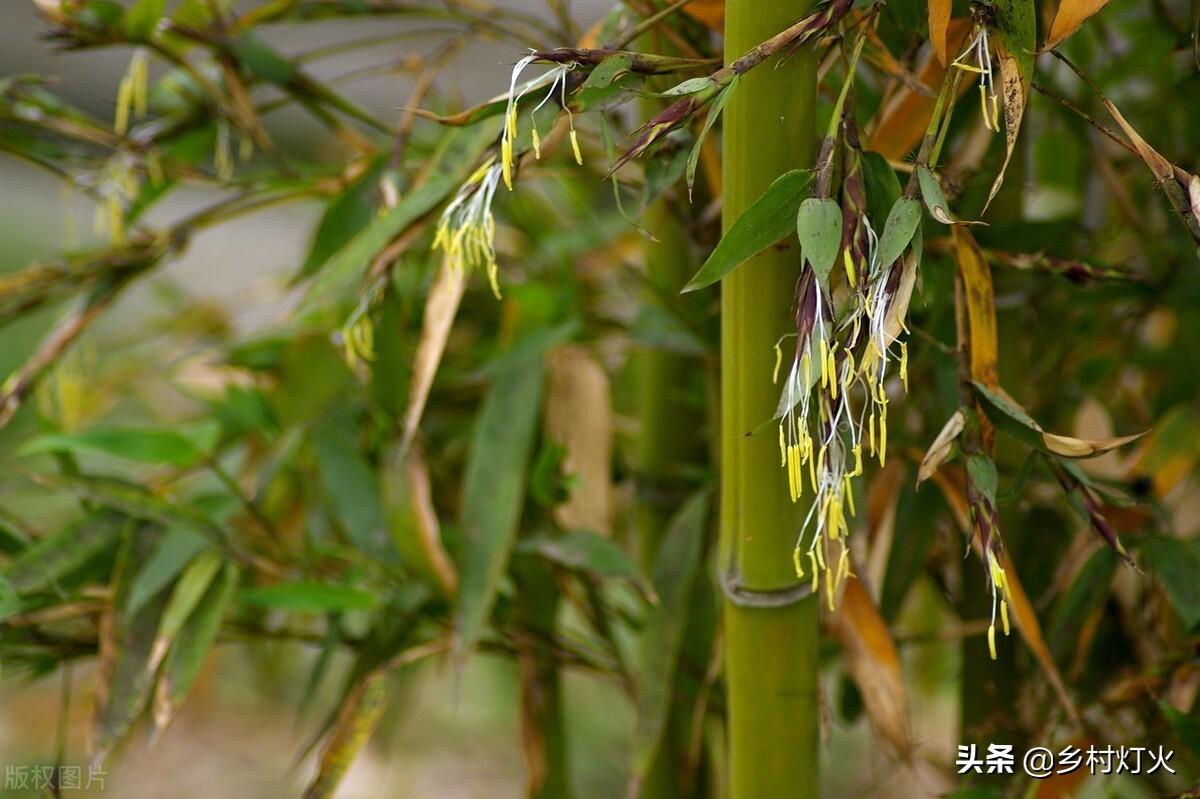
454;358;545;660
1044;0;1109;50
984;0;1036;210
682;169;813;291
631;490;709;781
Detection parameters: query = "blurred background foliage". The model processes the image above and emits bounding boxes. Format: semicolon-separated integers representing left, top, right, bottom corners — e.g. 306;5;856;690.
0;0;1198;797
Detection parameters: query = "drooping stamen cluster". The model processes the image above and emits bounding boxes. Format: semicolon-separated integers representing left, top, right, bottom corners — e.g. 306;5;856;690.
432;158;505;298
500;53;582;191
778;211;914;609
114;49;148;136
986;546;1012;660
952;26;1000;132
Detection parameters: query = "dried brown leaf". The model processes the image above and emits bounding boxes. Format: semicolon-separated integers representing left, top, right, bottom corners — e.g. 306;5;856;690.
828;579;912;754
1044;0;1110;50
919;409;965;484
929;0;953;66
399;260;465;454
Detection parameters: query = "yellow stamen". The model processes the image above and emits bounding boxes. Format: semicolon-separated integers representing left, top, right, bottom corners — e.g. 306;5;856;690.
988;623;998;660
531;127;541;159
843;248;857;288
793;547;805;578
1001;599;1010;636
900;341;909;392
773;343;783;384
569;129;583;166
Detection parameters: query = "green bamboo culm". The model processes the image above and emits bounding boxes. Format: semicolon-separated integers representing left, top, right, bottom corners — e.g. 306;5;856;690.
719;1;820;797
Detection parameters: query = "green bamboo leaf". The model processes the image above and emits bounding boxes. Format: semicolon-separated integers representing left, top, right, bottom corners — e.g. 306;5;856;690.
148;550;224;673
682;169;813;292
239;582;378;614
310;404;388;556
861;151;902;229
686;77;737;198
874;197;922;272
230;33;297;85
29;473;228;550
92;527;168;762
454;358;545;660
124;0;166;39
1160;701;1200;759
0;576;20;624
4;512;125;594
915;165;958;225
1048;547;1116;663
1143;536;1200;630
796;197;843;286
296;157;386;281
154;562;238;732
21;426;203;466
517;530;645;591
631;490;710;782
127;527;210;616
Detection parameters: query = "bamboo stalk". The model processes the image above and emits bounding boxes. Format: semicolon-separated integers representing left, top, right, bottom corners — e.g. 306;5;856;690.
719;1;820;797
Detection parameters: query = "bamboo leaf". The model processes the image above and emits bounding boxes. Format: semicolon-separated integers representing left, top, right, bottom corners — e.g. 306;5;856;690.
146;550;223;674
303;671;390;799
972;383;1147;457
454;358;545;660
828;579;911;754
984;0;1036;210
1044;0;1109;50
796;197;843;287
517;530;644;590
874;197;922;272
918;409;965;484
916;165;965;225
124;0;166;40
91;527;167;762
0;576;20;624
682;169;813;292
1160;701;1200;759
154;562;238;732
929;0;952;66
4;512;125;594
383;444;458;598
127;527;210;616
686;78;737;198
1143;536;1200;630
239;582;377;614
399;261;465;454
631;490;709;783
21;426;204;466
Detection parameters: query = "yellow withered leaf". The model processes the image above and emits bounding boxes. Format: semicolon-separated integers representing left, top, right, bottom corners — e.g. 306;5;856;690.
303;671;389;799
928;0;953;66
828;579;912;754
399;259;465;454
918;409;965;485
682;0;725;31
1044;0;1109;51
1040;430;1147;458
953;227;998;449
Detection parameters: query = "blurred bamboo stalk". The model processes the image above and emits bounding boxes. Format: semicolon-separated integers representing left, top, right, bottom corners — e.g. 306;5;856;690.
718;0;820;796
